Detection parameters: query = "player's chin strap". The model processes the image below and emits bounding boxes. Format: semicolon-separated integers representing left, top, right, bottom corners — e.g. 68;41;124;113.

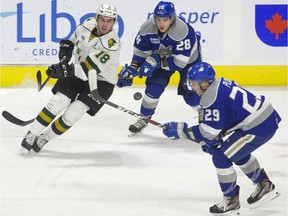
87;70;165;129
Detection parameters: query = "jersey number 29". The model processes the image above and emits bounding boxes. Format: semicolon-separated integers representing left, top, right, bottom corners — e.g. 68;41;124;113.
204;109;220;121
229;86;261;113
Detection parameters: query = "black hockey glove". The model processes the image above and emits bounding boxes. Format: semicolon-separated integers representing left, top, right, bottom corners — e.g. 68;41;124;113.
58;40;74;62
46;62;74;79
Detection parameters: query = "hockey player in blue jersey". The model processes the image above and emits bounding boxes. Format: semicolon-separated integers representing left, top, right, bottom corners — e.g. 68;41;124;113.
162;62;281;215
116;1;202;136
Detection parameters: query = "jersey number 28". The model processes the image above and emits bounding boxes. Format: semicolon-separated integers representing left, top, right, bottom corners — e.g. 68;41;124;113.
176;39;191;50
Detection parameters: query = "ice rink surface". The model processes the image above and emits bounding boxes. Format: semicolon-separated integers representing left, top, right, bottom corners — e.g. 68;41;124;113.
0;86;287;216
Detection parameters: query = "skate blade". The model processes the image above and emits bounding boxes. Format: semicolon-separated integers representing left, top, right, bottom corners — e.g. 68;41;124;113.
128;131;138;137
212;210;241;216
128;129;146;137
249;189;280;209
18;147;30;156
128;133;135;137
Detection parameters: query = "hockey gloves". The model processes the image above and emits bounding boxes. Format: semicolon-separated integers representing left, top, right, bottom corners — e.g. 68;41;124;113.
201;139;220;155
58;40;74;62
46;62;74;79
116;64;138;88
163;122;192;140
138;53;160;78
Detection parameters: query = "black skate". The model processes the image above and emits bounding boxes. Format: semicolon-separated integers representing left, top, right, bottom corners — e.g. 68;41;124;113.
128;118;148;136
32;134;48;153
20;131;37;155
247;170;280;209
210;185;241;216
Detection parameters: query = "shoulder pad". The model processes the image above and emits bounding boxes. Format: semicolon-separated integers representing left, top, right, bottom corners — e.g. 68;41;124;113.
139;17;158;36
168;17;190;41
99;29;120;51
200;79;221;108
81;17;97;30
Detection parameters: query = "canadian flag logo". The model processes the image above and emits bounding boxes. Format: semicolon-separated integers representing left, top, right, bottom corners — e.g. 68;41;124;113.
255;5;288;47
265;12;288;40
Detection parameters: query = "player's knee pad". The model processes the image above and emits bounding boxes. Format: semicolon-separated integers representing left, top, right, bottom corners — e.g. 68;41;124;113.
212;149;233;168
46;92;71;115
234;154;251;166
142;93;159;109
145;83;165;99
62;100;89;126
140;84;165;116
140;94;159;117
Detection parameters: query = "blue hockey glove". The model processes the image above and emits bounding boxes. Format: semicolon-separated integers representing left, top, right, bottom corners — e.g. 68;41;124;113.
201;139;219;155
163;122;192;140
116;64;138;88
138;53;160;78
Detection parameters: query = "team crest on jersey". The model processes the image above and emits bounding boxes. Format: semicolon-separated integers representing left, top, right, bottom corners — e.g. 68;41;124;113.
108;38;116;48
155;44;172;58
150;38;160;44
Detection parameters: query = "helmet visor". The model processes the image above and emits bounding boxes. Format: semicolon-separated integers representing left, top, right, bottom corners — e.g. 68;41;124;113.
186;79;200;91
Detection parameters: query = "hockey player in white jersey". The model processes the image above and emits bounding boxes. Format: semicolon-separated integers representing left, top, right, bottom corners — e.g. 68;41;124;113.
116;1;202;136
162;62;281;215
20;4;120;154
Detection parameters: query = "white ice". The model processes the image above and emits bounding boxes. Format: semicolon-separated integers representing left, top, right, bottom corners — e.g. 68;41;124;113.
0;86;287;216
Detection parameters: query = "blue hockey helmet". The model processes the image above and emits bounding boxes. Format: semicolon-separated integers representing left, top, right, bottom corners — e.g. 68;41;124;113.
154;1;176;18
187;62;215;89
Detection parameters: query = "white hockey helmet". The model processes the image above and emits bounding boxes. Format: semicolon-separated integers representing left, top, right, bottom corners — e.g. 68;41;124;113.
96;4;118;20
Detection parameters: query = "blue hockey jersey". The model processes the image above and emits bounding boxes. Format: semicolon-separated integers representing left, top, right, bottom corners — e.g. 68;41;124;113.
191;78;281;142
132;16;201;72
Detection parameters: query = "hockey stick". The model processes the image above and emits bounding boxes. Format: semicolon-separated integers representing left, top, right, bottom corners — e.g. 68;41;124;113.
2;111;35;126
2;70;49;126
1;70;47;125
37;70;51;92
37;57;70;92
88;70;165;129
93;90;165;128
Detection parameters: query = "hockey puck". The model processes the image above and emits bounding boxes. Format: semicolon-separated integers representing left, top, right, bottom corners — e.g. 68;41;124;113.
133;92;142;100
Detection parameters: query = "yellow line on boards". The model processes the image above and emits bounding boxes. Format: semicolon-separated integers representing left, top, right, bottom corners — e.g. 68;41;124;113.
0;65;287;87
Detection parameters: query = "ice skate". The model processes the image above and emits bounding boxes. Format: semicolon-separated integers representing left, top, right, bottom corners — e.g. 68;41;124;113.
19;131;36;155
247;170;280;209
128;118;148;137
32;134;48;153
210;185;241;216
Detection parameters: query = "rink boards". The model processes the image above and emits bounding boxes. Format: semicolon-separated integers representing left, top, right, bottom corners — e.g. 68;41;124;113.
0;65;287;87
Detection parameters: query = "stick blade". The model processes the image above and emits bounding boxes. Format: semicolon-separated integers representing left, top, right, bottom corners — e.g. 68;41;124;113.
2;111;34;126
